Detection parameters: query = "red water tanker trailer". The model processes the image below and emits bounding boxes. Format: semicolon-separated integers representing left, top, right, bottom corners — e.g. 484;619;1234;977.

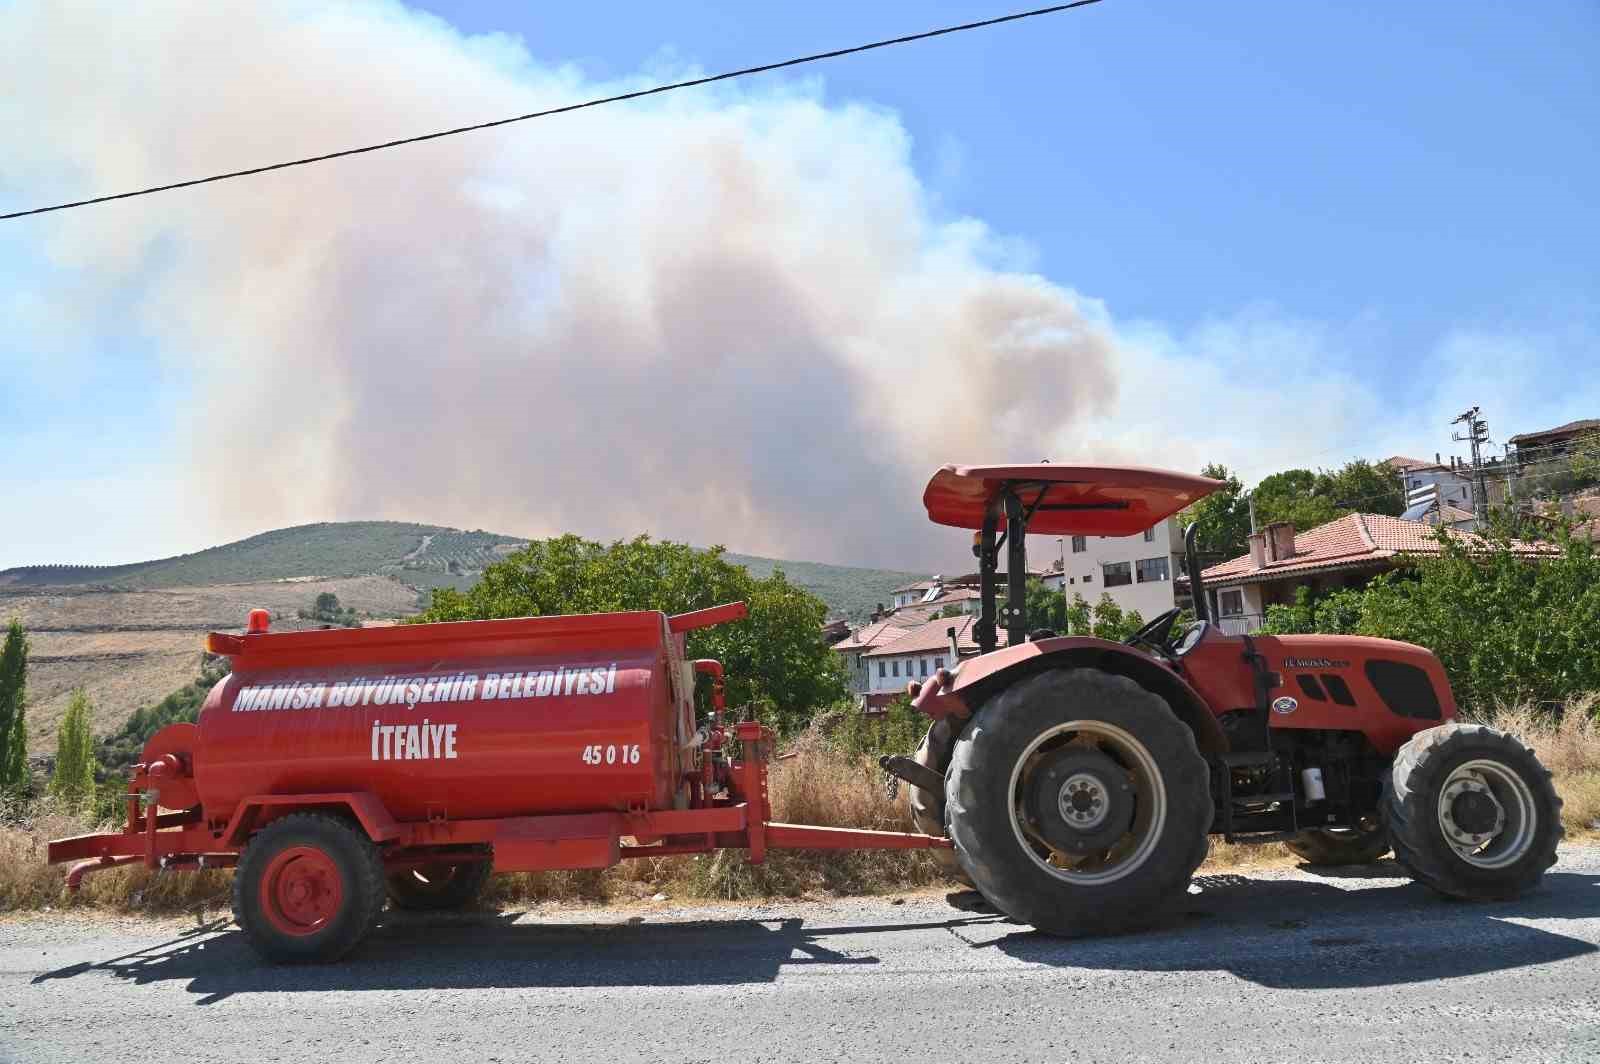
48;600;946;962
52;463;1564;963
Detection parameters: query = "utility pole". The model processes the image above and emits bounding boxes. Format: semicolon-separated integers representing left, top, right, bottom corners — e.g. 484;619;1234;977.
1452;406;1491;522
1056;537;1070;634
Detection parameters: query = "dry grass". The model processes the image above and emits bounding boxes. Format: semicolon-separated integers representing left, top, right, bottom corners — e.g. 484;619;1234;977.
5;698;1597;915
1476;695;1600;837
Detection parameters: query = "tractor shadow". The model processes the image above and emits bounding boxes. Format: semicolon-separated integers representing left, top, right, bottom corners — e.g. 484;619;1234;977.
28;867;1598;1003
985;867;1600;989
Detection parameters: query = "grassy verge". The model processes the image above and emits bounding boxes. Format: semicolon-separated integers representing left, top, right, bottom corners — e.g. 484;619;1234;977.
4;699;1596;915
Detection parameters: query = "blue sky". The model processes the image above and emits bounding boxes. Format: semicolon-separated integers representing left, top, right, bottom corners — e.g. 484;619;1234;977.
1;1;1596;570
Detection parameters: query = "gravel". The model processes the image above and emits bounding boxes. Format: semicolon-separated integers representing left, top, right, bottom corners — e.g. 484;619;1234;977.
3;847;1599;1063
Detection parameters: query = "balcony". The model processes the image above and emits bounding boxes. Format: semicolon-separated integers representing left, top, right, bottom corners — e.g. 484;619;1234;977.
1214;612;1266;636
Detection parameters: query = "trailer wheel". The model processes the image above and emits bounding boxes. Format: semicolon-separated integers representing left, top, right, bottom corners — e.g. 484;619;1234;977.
1384;723;1563;901
945;668;1210;936
386;860;493;911
1286;824;1390;867
233;812;386;964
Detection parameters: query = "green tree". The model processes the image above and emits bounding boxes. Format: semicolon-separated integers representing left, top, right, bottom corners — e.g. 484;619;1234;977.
48;689;97;808
0;619;29;796
1252;468;1342;531
314;591;340;615
417;535;849;733
1087;595;1145;642
1182;463;1252;559
1064;593;1093;636
1023;578;1066;633
1312;459;1405;516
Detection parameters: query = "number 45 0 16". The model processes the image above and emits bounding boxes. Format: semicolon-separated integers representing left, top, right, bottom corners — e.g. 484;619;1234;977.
580;743;640;766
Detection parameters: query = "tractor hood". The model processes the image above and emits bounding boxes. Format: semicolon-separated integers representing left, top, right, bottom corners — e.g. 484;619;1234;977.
922;464;1223;537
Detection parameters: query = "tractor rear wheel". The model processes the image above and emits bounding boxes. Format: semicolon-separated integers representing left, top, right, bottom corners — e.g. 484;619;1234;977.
233;812;386;964
386;859;494;911
1286;823;1390;867
1384;723;1563;901
945;668;1210;936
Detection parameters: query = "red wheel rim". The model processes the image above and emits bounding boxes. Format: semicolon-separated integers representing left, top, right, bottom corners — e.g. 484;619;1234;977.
259;846;344;937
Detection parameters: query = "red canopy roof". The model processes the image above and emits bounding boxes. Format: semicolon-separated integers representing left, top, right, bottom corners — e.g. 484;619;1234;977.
922;464;1222;537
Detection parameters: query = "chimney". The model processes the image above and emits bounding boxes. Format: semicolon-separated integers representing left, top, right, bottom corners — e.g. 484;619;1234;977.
1265;522;1296;563
1248;532;1267;569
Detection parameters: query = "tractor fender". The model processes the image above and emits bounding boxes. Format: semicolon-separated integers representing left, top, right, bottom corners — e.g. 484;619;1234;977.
942;636;1229;756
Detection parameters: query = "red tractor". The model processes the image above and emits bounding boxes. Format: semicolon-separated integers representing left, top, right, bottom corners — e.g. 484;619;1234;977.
47;463;1562;960
891;463;1563;934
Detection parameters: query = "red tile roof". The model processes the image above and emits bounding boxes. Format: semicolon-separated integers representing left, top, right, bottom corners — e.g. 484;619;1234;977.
1384;455;1435;471
832;618;912;652
865;615;1007;658
1202;513;1554;587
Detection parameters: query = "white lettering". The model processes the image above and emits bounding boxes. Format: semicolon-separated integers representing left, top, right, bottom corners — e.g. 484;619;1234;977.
606;663;617;693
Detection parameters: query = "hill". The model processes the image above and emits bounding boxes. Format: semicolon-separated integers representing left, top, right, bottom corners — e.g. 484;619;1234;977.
2;522;920;620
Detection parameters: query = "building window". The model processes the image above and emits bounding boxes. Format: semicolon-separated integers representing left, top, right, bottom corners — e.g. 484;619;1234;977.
1219;589;1244;617
1083;573;1093;583
920;658;929;677
892;660;900;677
1136;557;1170;583
933;657;944;670
1143;527;1156;542
878;661;886;678
1102;561;1132;588
1071;535;1086;553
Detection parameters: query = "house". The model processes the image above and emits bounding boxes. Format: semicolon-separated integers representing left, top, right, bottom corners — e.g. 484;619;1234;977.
886;586;982;627
1508;418;1600;465
1387;455;1482;515
1199;514;1555;635
858;614;1005;711
832;616;913;700
1039;515;1187;621
889;578;943;610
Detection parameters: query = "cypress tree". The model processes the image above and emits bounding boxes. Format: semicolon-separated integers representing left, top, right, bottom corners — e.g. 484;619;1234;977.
49;689;97;808
0;620;29;795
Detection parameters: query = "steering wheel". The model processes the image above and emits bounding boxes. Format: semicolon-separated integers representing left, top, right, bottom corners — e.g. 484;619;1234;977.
1124;607;1183;660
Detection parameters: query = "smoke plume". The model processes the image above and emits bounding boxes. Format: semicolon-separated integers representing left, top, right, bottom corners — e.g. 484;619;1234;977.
2;1;1121;568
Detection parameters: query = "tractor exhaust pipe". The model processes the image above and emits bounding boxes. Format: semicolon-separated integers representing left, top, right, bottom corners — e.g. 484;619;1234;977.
1184;522;1210;623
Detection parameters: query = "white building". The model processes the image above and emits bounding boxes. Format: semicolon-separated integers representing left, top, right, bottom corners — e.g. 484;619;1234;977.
1387;455;1477;515
1039;516;1184;621
860;615;1000;710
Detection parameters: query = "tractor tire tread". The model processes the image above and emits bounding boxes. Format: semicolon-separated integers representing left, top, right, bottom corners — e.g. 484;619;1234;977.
1382;722;1562;902
944;668;1210;936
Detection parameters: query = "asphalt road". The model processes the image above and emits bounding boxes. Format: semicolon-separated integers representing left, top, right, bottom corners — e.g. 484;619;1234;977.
4;848;1599;1064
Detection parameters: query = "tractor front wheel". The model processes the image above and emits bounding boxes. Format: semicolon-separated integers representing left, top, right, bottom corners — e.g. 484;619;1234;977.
945;668;1210;936
233;812;387;964
386;860;493;911
1384;723;1563;900
1286;823;1390;867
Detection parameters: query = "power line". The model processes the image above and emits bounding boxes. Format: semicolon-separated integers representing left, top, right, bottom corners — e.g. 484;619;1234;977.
1;1;1106;222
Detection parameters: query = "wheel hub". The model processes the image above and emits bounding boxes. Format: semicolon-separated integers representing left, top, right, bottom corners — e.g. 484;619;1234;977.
1025;748;1135;855
1439;775;1504;848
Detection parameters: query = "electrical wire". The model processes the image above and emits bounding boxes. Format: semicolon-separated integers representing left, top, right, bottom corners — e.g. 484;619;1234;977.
1;0;1105;221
